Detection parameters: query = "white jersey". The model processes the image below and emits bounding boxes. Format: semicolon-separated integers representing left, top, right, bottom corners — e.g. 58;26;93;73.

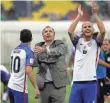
8;43;34;93
72;37;99;81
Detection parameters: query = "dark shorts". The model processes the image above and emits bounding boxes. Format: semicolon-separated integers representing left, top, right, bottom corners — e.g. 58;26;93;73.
97;78;106;96
97;78;106;103
104;81;110;96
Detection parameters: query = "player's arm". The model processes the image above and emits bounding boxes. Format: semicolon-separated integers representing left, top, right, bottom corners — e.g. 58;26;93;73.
25;66;40;98
68;4;83;41
92;2;105;42
67;55;74;77
67;55;74;68
98;59;110;68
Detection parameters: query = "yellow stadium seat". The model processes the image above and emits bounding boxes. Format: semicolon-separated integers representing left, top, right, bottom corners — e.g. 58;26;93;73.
31;1;79;21
1;1;13;11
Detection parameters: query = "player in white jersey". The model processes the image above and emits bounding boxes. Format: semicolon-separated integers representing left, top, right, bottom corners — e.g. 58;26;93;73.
7;29;40;103
68;2;105;103
0;65;10;103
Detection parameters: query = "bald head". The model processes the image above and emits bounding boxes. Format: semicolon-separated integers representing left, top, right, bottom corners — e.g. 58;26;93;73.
82;21;93;28
81;21;94;38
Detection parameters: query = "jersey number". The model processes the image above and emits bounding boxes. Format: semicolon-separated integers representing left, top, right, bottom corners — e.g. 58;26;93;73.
11;56;20;73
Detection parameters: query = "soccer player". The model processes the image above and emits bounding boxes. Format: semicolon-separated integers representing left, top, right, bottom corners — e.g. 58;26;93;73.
7;29;40;103
68;2;105;103
97;49;107;103
0;65;10;103
102;39;110;103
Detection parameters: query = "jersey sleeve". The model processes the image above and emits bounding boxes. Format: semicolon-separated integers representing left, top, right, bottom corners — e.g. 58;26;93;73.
70;48;75;56
93;35;102;47
72;36;80;47
26;50;34;66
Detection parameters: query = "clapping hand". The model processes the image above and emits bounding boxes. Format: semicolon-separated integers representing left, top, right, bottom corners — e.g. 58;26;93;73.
92;2;99;14
78;4;83;17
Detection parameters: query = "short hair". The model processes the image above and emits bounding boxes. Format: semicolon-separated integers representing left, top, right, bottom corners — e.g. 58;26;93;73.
20;29;32;43
42;26;55;35
103;39;110;44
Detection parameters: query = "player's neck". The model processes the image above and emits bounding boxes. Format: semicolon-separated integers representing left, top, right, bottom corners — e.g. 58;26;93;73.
83;36;92;41
27;42;31;48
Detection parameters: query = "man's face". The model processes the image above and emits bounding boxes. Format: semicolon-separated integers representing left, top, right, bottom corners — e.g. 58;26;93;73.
102;40;110;52
42;27;55;42
82;21;94;37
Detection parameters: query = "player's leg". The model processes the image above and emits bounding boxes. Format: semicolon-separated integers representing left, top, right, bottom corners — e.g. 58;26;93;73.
104;84;110;103
83;81;97;103
7;88;15;103
69;83;82;103
97;79;105;103
1;71;10;103
2;82;8;103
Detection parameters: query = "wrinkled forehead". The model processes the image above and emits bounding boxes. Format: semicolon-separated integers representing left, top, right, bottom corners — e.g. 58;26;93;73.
43;27;54;32
103;40;109;45
82;21;93;28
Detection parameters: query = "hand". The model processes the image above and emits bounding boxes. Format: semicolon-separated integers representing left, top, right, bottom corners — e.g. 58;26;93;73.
33;46;45;54
35;88;40;99
92;2;99;14
78;4;83;17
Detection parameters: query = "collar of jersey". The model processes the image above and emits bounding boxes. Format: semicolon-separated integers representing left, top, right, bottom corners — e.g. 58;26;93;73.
20;42;28;46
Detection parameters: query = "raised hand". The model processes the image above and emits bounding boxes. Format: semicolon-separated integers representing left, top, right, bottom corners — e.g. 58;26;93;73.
92;2;99;14
78;4;83;17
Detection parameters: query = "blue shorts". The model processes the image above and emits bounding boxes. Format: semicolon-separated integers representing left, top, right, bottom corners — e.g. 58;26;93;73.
69;81;97;103
8;87;28;103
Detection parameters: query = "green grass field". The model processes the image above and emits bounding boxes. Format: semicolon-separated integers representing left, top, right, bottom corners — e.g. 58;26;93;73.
1;64;71;103
1;64;110;103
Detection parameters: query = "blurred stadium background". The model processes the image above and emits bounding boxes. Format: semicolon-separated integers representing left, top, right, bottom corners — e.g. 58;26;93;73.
1;0;110;65
1;1;110;103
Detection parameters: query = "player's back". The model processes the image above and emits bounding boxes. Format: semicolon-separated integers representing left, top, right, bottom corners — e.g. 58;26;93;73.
8;43;32;93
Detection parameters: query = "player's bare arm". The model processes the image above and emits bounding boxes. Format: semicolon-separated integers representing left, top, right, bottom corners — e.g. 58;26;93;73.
98;59;110;68
92;2;105;41
68;4;83;41
25;66;40;98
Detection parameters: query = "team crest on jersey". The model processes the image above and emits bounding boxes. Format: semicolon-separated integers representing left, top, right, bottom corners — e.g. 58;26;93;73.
30;58;34;64
87;42;92;46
